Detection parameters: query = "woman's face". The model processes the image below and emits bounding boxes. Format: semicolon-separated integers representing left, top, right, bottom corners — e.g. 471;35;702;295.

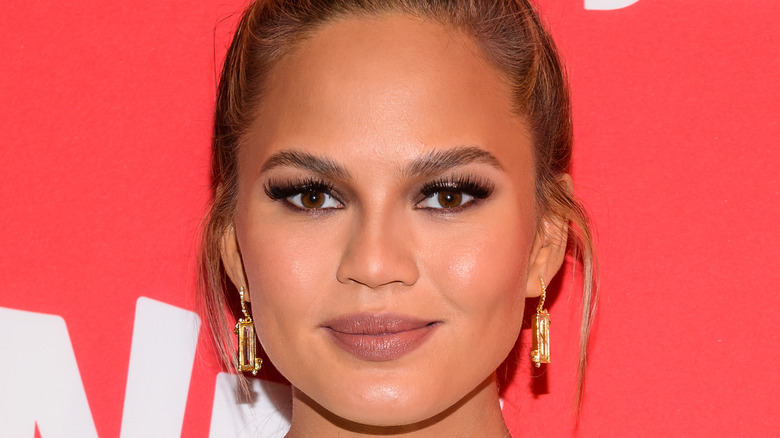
226;14;550;427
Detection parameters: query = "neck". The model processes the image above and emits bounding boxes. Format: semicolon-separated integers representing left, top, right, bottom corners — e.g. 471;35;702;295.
285;374;510;438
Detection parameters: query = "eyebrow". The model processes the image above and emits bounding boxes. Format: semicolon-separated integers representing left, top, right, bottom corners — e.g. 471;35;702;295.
260;149;352;179
259;145;502;179
403;146;503;178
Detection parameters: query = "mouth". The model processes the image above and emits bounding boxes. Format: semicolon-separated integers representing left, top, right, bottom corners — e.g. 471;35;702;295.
322;313;440;362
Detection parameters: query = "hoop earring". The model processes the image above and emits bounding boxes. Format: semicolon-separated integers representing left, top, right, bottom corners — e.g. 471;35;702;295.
531;277;551;368
234;286;262;375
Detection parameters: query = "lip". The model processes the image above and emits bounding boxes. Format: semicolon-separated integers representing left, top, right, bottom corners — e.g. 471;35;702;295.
322;313;440;362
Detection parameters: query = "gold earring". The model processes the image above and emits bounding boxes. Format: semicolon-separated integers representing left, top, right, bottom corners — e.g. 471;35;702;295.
234;286;262;375
530;277;551;368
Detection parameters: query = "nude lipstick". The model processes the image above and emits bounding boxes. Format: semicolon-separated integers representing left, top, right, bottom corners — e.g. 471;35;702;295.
322;313;439;362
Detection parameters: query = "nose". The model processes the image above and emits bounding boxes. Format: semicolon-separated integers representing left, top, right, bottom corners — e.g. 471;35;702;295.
336;208;419;289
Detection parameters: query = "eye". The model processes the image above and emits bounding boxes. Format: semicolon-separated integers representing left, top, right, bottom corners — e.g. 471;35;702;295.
417;190;475;209
288;190;341;209
416;175;493;211
264;178;344;211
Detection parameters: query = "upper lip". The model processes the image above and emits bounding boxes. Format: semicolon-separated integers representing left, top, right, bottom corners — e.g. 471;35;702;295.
322;313;438;335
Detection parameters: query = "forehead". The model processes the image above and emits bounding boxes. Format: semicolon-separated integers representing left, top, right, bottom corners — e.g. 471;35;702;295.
246;13;530;170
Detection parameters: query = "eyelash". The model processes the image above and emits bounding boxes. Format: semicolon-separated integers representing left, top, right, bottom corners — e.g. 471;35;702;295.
418;175;494;207
264;178;343;205
263;175;494;211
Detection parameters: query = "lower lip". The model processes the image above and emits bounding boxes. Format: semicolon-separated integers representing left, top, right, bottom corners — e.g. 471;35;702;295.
325;324;438;362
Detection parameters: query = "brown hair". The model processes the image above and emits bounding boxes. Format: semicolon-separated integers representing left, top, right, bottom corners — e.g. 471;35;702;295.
200;0;597;408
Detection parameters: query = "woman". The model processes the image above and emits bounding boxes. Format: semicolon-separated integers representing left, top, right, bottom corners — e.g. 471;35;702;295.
201;0;596;436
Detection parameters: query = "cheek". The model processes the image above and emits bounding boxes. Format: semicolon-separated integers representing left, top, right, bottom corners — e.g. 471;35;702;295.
423;204;536;357
236;187;345;295
431;206;534;294
438;225;529;312
443;234;523;286
241;230;329;300
234;209;341;355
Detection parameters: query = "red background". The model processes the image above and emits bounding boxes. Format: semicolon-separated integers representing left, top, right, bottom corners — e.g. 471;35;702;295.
1;0;778;436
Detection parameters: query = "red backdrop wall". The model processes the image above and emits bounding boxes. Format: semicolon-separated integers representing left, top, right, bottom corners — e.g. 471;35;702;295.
1;0;778;436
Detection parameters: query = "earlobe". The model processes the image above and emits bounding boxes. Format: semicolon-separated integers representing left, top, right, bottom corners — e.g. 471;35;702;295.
220;224;249;300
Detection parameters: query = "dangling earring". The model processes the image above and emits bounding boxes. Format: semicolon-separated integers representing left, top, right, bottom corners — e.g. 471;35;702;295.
234;286;262;375
530;277;551;368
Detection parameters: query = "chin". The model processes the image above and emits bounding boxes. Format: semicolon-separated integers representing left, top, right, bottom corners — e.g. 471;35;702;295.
299;380;450;429
301;370;491;431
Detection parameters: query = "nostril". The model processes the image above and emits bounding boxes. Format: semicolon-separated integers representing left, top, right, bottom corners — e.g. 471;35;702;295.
335;218;420;288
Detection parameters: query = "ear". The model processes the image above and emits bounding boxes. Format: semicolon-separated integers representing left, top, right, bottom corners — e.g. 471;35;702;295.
525;175;572;298
220;224;250;301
